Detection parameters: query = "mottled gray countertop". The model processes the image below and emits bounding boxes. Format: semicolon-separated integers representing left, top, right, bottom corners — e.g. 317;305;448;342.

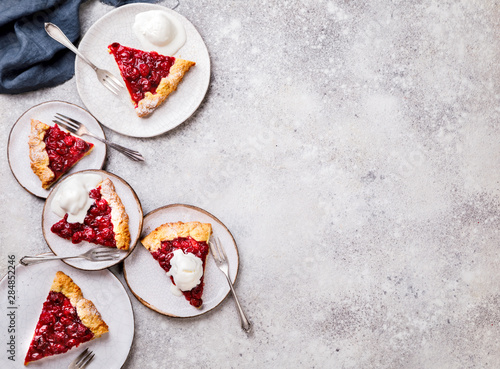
1;0;500;368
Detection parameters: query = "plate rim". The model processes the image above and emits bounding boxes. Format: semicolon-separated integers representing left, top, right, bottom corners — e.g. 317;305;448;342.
75;2;211;138
41;169;144;271
7;100;108;198
123;203;239;318
0;256;135;368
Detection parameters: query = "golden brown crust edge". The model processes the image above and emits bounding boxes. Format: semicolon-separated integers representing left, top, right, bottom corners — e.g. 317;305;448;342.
75;299;109;338
136;58;196;118
50;271;109;338
99;178;131;250
28;119;55;189
141;221;212;252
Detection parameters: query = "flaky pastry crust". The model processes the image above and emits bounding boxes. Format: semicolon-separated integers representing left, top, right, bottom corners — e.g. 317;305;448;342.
28;119;55;189
50;271;109;338
141;221;212;252
136;58;196;118
99;178;131;250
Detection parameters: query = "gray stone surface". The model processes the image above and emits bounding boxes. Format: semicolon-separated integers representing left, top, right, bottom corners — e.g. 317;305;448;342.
1;0;500;368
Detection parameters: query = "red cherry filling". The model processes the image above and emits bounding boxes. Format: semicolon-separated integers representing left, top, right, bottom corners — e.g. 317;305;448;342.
151;237;209;308
108;43;175;105
44;125;93;181
51;187;117;247
24;291;94;364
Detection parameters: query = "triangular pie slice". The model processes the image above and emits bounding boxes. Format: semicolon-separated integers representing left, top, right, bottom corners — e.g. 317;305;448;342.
141;221;212;308
108;42;195;117
29;120;94;189
51;178;131;250
24;271;108;365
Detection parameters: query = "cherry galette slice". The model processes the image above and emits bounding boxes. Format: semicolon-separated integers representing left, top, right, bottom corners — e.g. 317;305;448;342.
141;221;212;308
24;271;108;365
29;120;94;189
108;43;195;117
51;178;131;250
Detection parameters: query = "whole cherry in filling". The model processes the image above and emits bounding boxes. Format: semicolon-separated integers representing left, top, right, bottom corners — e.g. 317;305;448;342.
44;125;92;179
51;187;117;247
151;237;209;308
24;291;93;364
108;43;175;105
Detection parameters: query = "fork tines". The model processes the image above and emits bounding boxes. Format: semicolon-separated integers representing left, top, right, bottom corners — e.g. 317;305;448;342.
55;113;80;126
53;113;80;132
71;348;95;369
92;248;121;261
102;73;124;95
210;236;227;262
52;116;78;135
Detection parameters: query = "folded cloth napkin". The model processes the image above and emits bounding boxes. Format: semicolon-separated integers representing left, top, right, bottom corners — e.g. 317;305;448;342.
0;0;157;94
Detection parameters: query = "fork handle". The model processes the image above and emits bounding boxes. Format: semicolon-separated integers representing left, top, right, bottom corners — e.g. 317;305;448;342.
20;254;80;266
86;134;145;161
44;23;98;71
224;275;252;333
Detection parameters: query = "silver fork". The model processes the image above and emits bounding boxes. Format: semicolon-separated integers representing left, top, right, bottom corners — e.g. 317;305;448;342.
68;348;95;369
53;113;145;161
44;22;124;95
210;236;252;332
20;248;121;266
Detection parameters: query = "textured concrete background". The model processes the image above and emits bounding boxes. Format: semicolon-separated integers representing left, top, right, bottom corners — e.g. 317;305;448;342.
1;0;500;368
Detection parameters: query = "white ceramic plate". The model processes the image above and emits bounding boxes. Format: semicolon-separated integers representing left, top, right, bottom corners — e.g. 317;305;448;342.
8;101;107;198
76;3;211;137
0;259;134;368
124;204;239;317
42;170;143;270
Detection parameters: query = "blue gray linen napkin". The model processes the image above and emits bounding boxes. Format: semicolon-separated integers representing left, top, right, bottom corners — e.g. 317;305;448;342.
0;0;157;94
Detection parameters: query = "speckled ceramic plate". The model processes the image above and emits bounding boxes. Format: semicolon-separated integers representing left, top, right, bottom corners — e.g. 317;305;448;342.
0;259;134;368
123;204;239;318
42;170;143;270
7;101;107;198
75;3;210;137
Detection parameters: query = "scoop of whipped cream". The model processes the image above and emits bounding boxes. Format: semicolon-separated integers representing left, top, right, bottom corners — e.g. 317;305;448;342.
133;10;186;55
51;173;102;223
166;249;203;294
